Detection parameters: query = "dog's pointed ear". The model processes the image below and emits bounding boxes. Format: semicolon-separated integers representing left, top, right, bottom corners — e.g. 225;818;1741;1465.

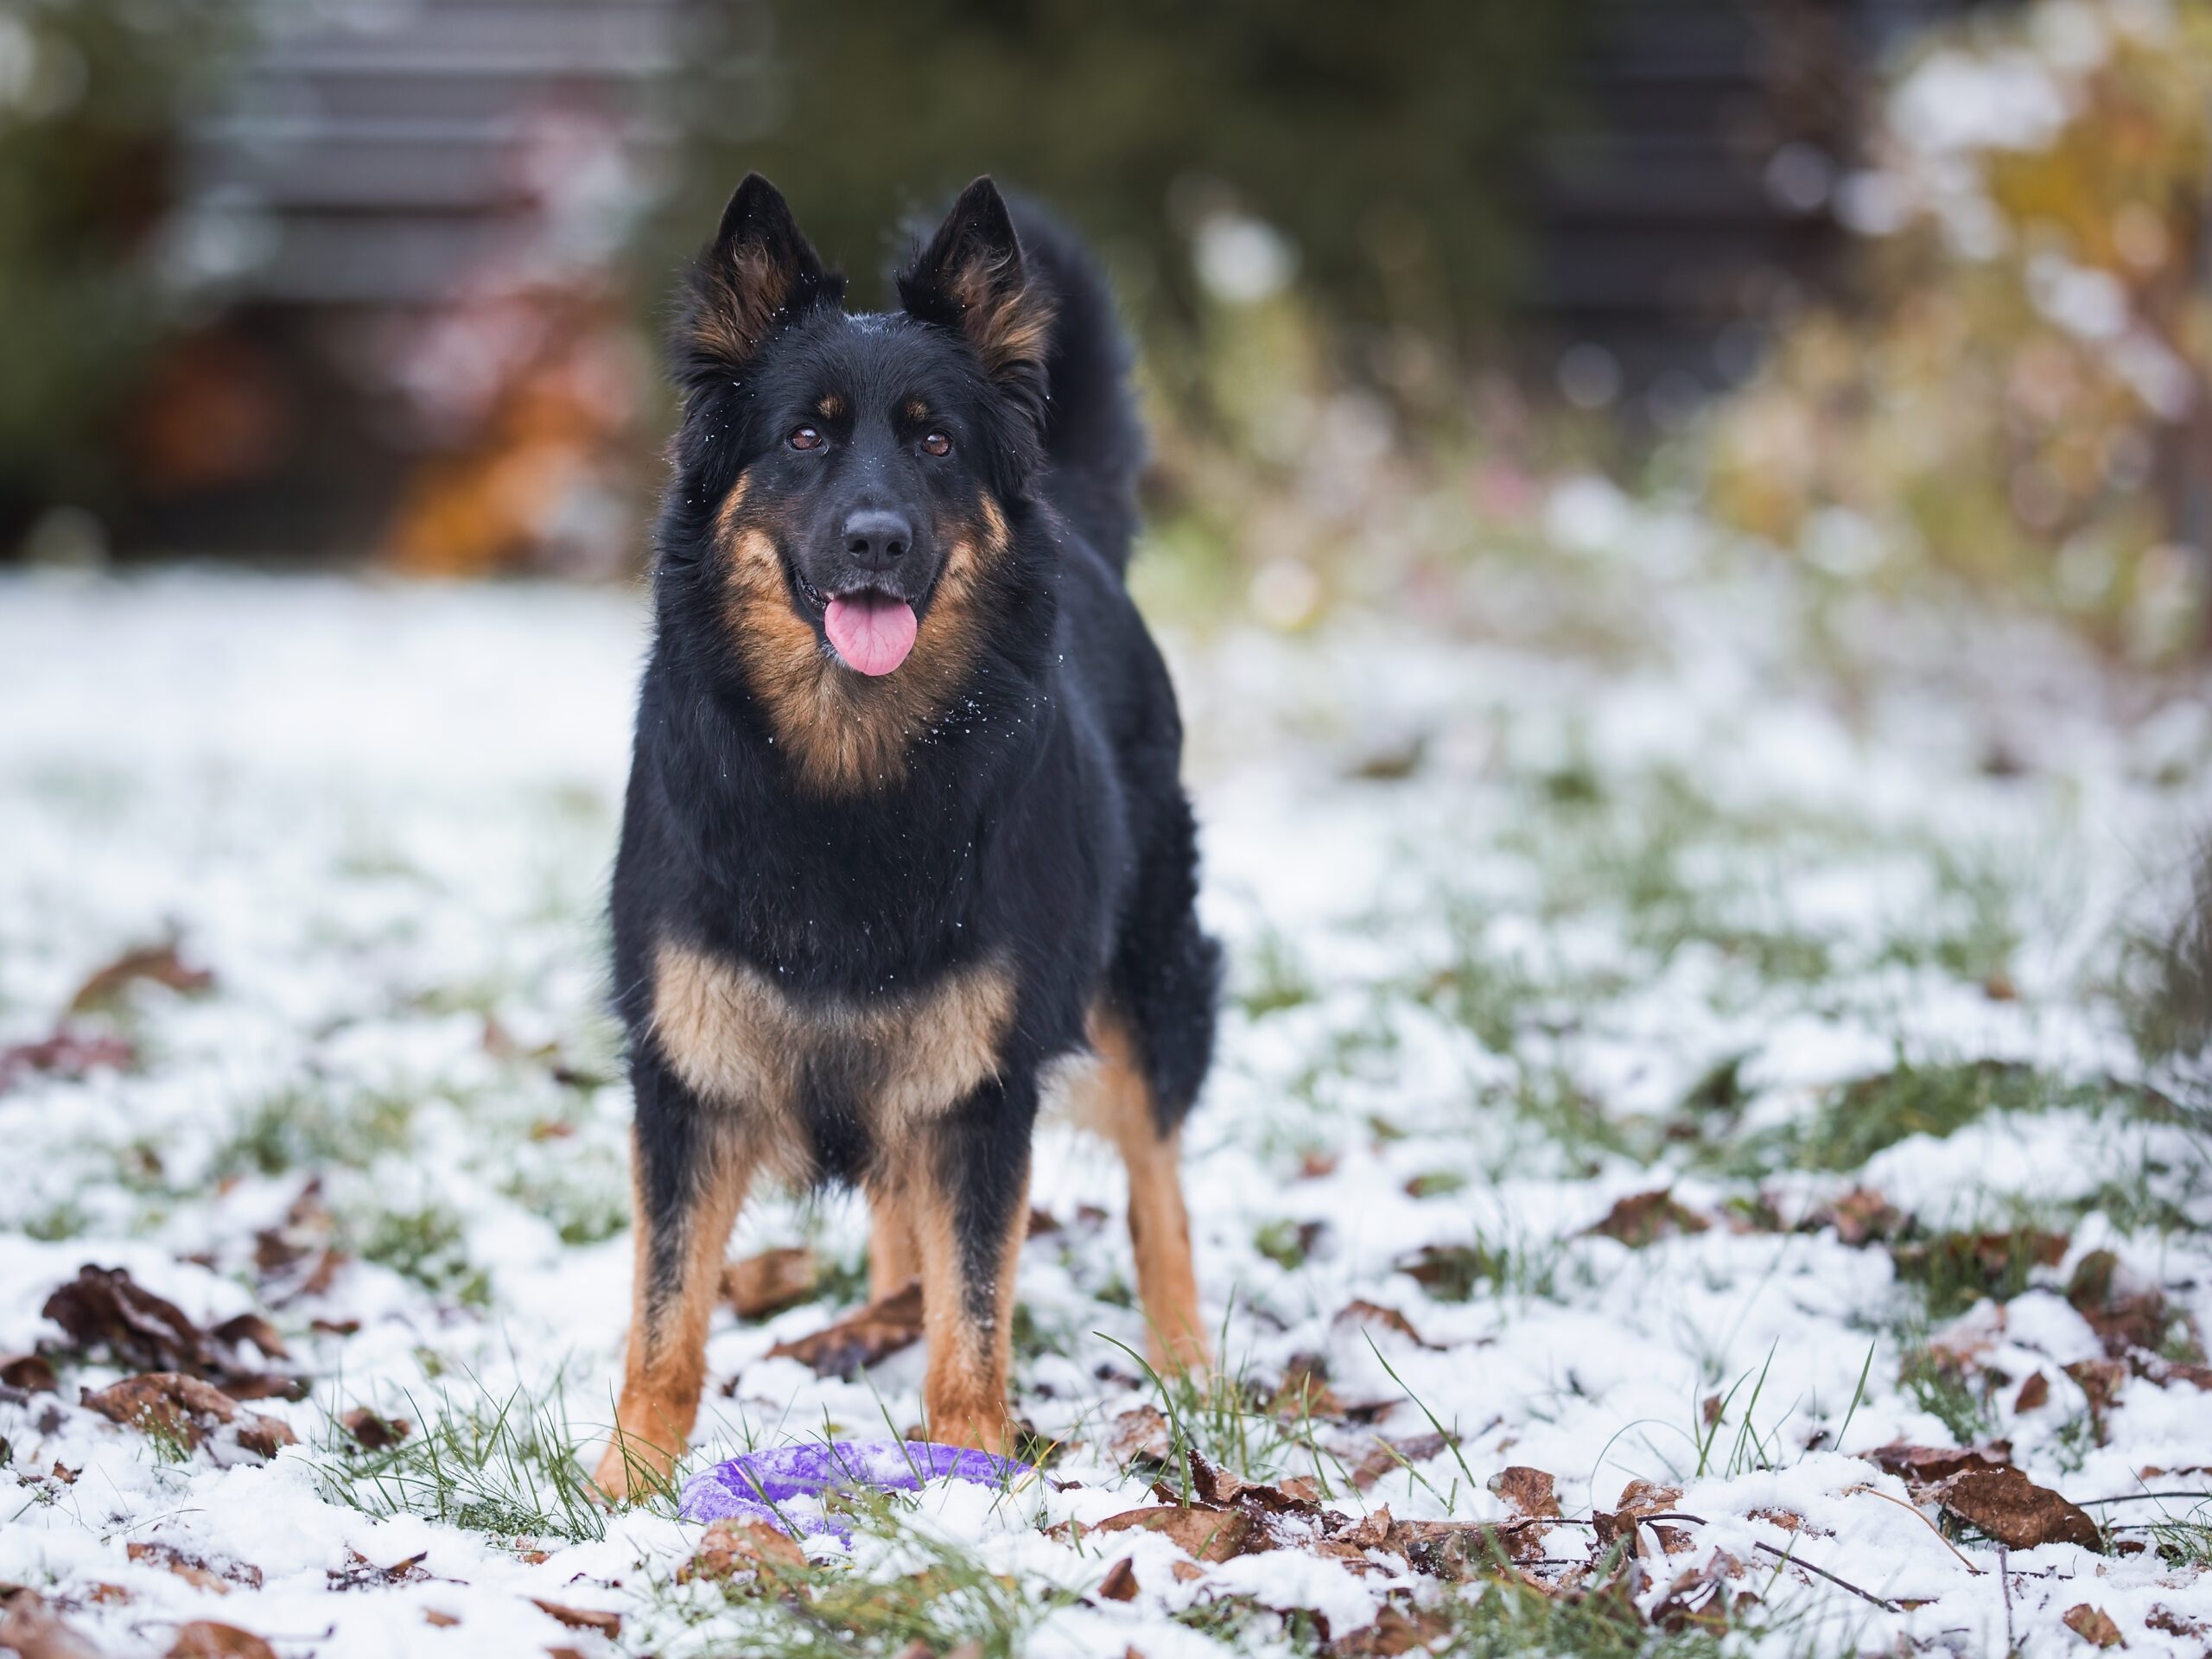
899;177;1054;416
679;174;840;379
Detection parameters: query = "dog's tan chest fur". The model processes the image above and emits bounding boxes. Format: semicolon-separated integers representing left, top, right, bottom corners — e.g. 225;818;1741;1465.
650;940;1014;1162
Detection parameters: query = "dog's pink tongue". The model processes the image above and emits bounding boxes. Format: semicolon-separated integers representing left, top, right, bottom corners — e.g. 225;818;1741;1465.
823;593;918;676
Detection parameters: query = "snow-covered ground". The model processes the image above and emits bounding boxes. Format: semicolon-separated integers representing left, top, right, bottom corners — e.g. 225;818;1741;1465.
2;520;2209;1658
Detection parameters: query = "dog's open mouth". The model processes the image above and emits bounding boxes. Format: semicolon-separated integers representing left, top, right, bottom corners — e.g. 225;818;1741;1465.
817;586;917;677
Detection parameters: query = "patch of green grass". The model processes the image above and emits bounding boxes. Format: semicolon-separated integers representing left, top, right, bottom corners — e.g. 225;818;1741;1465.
1898;1343;1998;1446
22;1199;88;1242
1103;1330;1338;1494
1891;1223;2066;1319
638;1489;1068;1659
1786;1059;2053;1173
354;1205;492;1309
1397;1230;1564;1306
1236;926;1314;1018
316;1376;636;1543
213;1084;418;1179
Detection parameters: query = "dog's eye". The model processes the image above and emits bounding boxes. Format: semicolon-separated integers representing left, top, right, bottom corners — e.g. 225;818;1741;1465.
788;425;823;451
921;431;951;458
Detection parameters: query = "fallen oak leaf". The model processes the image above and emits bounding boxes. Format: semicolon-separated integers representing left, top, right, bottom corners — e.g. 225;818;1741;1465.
1333;1300;1433;1349
1351;1431;1452;1491
168;1623;276;1659
1933;1465;2100;1550
41;1265;298;1397
1096;1558;1139;1601
70;942;214;1012
339;1408;411;1451
0;1029;135;1093
530;1598;621;1637
1105;1405;1172;1465
765;1280;922;1379
2063;1604;2126;1649
0;1590;105;1659
1091;1505;1258;1563
721;1247;817;1320
1487;1465;1561;1519
679;1518;806;1583
1866;1441;2012;1484
128;1541;264;1593
0;1354;56;1393
86;1372;296;1460
1586;1189;1710;1249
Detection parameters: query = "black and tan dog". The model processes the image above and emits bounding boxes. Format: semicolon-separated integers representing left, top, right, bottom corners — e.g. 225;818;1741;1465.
594;175;1220;1495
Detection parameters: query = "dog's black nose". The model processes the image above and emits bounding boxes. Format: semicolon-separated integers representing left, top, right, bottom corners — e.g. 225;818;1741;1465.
842;509;912;569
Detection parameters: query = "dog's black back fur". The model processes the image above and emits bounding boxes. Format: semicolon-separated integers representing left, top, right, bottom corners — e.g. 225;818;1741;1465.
611;175;1217;1236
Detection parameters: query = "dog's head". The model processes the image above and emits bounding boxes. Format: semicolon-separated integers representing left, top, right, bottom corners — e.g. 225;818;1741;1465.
659;175;1053;716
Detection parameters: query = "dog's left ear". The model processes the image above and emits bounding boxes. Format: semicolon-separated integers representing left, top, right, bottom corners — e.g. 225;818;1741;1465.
899;177;1054;423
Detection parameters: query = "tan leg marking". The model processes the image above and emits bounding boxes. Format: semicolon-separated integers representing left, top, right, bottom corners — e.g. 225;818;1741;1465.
907;1153;1027;1454
1080;1009;1209;1375
866;1173;922;1304
595;1132;755;1500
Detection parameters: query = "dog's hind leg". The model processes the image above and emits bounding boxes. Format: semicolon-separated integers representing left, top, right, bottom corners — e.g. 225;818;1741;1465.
1083;1008;1209;1375
595;1048;753;1500
865;1177;922;1302
904;1073;1036;1454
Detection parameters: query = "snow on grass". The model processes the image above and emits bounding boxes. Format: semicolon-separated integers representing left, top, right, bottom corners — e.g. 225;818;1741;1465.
1;543;2209;1658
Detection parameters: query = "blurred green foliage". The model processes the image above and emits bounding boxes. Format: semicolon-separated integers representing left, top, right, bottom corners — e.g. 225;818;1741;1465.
671;0;1593;337
0;0;245;527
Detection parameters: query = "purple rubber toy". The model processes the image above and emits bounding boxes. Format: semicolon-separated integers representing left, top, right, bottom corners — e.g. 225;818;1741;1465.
680;1440;1033;1537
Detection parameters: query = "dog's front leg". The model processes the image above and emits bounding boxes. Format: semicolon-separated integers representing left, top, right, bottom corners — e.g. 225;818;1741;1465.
903;1070;1036;1454
596;1044;753;1500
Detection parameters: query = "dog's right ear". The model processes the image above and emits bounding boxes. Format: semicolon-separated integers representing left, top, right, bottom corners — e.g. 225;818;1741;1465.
677;175;841;382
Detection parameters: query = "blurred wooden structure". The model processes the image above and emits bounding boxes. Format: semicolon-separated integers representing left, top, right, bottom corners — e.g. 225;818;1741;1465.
143;0;1993;559
144;0;758;564
1523;0;2001;401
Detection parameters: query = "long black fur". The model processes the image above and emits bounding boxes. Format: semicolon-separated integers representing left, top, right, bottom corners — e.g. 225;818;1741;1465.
611;175;1217;1312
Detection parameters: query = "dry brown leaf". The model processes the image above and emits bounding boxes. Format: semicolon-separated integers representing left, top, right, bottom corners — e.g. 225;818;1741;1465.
340;1408;412;1451
2014;1372;2050;1412
681;1517;805;1583
423;1610;461;1628
2063;1605;2126;1649
41;1265;296;1397
1487;1465;1561;1518
0;1588;105;1659
1934;1465;2100;1549
2147;1605;2207;1638
1807;1187;1903;1246
531;1599;621;1637
128;1542;264;1594
1351;1431;1453;1491
1096;1557;1139;1601
1867;1441;2012;1484
1334;1300;1431;1347
168;1629;278;1659
86;1372;296;1459
0;1029;136;1094
1384;1516;1549;1577
1337;1602;1454;1655
721;1247;818;1320
766;1280;923;1378
0;1354;56;1393
1092;1505;1257;1562
71;943;215;1012
207;1314;289;1363
325;1549;429;1592
1106;1405;1173;1465
1586;1190;1710;1249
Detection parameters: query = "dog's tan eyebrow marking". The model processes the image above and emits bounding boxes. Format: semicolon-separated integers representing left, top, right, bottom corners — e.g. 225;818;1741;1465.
904;398;930;425
817;393;848;420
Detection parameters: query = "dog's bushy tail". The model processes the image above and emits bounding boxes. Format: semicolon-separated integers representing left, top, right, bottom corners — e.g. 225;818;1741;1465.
1007;197;1147;572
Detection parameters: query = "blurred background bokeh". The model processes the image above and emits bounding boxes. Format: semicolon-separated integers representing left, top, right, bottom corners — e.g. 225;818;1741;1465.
3;0;2209;661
